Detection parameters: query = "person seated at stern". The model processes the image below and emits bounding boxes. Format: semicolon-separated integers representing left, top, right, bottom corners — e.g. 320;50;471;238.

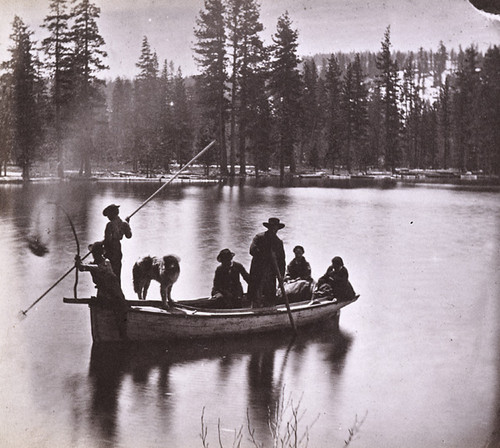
211;248;250;308
316;256;356;302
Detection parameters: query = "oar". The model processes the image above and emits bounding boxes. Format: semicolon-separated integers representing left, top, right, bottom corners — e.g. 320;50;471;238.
19;140;217;318
271;251;297;335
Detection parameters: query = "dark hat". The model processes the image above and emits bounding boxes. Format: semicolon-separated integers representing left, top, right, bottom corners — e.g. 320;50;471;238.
103;204;120;217
293;245;305;254
217;248;235;262
263;217;285;229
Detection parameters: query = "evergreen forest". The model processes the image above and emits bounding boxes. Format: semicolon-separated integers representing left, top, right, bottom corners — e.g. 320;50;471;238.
1;0;499;180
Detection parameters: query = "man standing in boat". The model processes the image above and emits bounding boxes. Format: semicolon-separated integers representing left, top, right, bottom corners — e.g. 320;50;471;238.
247;218;286;307
103;204;132;283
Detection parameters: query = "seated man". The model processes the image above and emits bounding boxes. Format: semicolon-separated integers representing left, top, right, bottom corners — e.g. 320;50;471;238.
211;249;250;308
316;256;356;302
75;240;129;338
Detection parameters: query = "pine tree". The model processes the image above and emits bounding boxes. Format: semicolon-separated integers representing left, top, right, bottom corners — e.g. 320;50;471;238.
401;53;421;168
346;54;369;171
300;58;319;169
172;67;193;167
226;0;243;176
70;0;108;176
324;54;343;173
232;0;266;176
478;45;500;174
342;62;355;172
110;77;134;165
433;41;448;87
452;45;481;172
134;36;160;176
437;76;451;168
41;0;73;177
420;101;438;168
376;26;400;172
158;60;174;172
0;75;13;176
269;12;302;179
367;84;384;169
3;17;43;181
194;0;228;176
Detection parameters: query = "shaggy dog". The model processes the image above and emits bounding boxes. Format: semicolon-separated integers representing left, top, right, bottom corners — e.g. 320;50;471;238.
133;255;180;307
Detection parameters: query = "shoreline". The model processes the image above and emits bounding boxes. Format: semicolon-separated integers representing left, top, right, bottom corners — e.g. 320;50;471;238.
1;171;499;188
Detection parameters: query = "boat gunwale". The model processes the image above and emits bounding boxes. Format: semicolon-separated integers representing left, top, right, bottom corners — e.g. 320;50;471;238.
64;296;358;319
127;298;357;319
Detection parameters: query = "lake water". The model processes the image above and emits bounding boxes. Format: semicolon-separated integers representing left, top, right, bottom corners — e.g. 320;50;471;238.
0;180;499;448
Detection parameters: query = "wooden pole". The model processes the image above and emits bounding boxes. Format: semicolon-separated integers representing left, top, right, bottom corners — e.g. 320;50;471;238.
271;251;297;335
126;140;216;221
19;252;91;318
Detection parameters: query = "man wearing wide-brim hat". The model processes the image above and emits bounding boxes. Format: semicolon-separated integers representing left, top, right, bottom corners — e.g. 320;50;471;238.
247;218;286;307
211;249;250;308
103;203;132;282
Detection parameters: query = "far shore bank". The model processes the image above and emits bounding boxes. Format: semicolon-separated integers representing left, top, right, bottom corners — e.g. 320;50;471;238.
1;166;499;188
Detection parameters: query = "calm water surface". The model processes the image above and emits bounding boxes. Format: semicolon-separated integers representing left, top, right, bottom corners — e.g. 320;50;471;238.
0;181;499;448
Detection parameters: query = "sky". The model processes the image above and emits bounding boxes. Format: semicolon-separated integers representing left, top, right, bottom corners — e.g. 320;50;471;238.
0;0;499;79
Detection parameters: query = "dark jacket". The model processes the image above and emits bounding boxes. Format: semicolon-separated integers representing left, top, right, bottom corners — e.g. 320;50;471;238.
285;257;312;281
212;261;250;300
104;216;132;279
247;231;285;306
104;217;132;258
317;265;355;301
77;259;127;311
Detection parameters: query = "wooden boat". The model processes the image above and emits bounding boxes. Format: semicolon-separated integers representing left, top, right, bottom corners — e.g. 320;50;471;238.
64;295;358;343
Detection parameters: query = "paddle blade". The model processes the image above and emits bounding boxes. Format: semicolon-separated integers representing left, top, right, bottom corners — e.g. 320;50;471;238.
17;310;28;321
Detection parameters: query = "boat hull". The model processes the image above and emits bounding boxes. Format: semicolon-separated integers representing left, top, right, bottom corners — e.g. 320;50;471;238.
88;298;355;343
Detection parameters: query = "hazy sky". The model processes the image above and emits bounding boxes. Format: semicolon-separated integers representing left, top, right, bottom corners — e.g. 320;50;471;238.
0;0;499;79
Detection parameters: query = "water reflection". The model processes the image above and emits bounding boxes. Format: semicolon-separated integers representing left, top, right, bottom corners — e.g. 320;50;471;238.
2;182;499;447
83;326;352;447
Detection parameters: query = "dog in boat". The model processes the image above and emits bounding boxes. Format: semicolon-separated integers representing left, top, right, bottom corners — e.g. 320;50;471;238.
133;255;180;307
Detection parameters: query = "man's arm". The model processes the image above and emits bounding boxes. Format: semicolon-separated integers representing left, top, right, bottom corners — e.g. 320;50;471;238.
237;262;251;284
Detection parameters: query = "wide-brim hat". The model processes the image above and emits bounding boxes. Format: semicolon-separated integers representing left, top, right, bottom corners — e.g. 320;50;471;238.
217;248;235;262
263;217;285;229
103;204;120;217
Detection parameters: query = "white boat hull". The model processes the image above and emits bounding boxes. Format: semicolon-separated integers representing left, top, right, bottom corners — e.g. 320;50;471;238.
88;298;356;343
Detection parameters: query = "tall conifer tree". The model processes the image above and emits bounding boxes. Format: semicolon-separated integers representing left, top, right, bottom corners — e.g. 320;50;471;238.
324;54;343;173
4;17;44;181
376;26;400;172
41;0;72;177
194;0;228;176
70;0;108;176
269;12;302;179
